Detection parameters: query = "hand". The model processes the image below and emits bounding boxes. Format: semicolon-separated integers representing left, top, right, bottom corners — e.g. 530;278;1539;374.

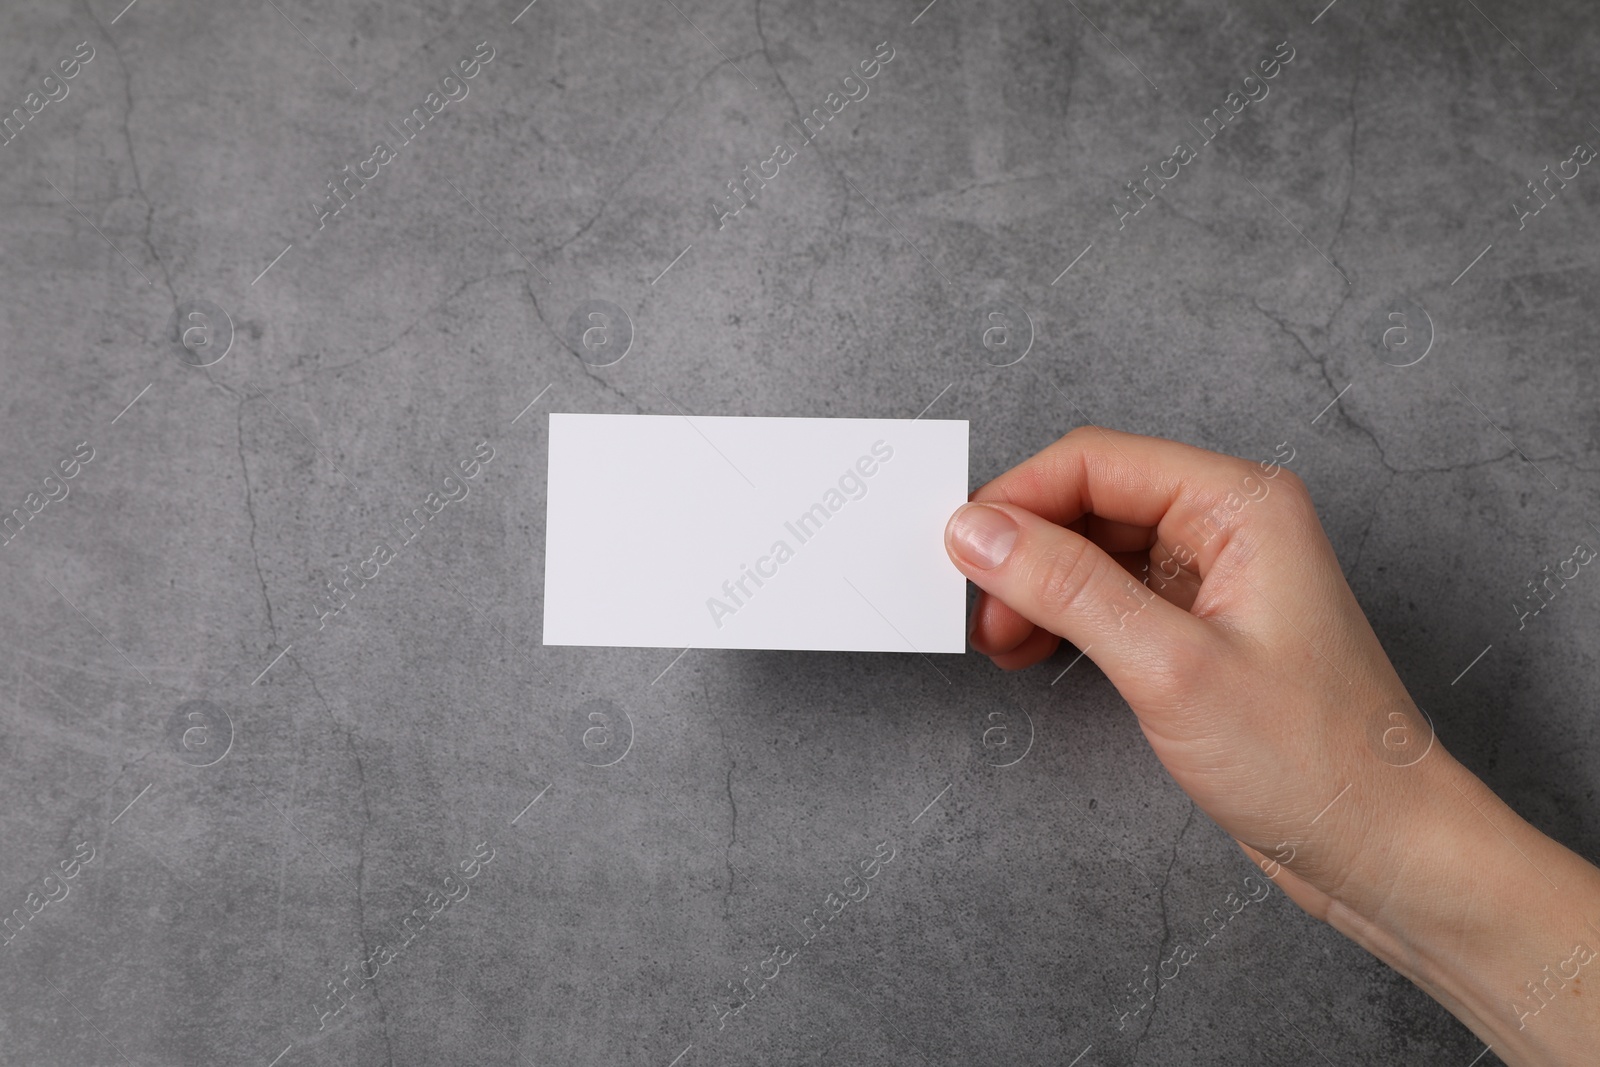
943;427;1600;1066
944;426;1432;912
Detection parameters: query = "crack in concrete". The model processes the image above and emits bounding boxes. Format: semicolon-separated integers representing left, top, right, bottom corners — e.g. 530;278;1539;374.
236;404;280;648
752;0;849;210
291;655;396;1067
92;15;178;306
709;686;739;926
550;51;760;259
257;269;526;397
1323;14;1364;330
524;279;645;412
1127;800;1195;1062
1252;302;1581;484
753;0;857;304
1251;299;1399;479
723;761;739;923
1061;20;1081;136
1346;470;1396;576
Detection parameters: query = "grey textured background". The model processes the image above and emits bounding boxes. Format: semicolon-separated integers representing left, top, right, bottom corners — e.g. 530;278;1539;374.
2;0;1598;1063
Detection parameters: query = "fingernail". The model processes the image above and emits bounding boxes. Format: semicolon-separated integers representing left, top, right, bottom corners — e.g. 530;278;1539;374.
947;504;1018;570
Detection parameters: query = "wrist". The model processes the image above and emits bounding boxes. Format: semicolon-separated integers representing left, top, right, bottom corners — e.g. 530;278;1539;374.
1325;749;1600;1065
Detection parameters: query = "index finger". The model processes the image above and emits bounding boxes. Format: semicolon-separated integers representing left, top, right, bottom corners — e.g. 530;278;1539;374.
971;425;1278;542
965;426;1294;662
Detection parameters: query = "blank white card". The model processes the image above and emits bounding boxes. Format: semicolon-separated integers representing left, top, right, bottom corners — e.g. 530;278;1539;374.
543;414;969;652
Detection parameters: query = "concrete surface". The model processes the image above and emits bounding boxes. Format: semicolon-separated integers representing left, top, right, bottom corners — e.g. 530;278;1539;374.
2;0;1598;1063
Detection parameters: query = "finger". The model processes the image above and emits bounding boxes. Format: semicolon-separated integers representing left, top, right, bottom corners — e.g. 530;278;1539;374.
971;533;1160;656
1108;549;1154;580
972;424;1250;525
946;501;1213;693
968;590;1038;658
988;625;1061;671
971;549;1179;657
1140;546;1204;612
971;426;1286;577
968;552;1166;657
1086;515;1159;555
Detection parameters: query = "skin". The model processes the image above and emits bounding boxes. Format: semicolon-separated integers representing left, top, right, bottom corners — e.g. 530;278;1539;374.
943;427;1600;1066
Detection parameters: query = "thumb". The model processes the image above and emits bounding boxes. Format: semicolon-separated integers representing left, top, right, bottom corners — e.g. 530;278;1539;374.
943;502;1209;692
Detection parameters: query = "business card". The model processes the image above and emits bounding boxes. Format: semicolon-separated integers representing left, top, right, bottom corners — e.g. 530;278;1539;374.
543;414;968;652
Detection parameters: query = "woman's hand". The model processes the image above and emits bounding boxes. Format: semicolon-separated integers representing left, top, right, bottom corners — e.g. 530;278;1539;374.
945;426;1435;911
944;426;1600;1066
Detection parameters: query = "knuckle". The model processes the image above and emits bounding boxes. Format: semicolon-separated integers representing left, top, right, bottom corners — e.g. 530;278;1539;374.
1263;470;1319;527
1150;633;1207;683
1270;468;1311;501
1001;462;1052;506
1064;424;1111;451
